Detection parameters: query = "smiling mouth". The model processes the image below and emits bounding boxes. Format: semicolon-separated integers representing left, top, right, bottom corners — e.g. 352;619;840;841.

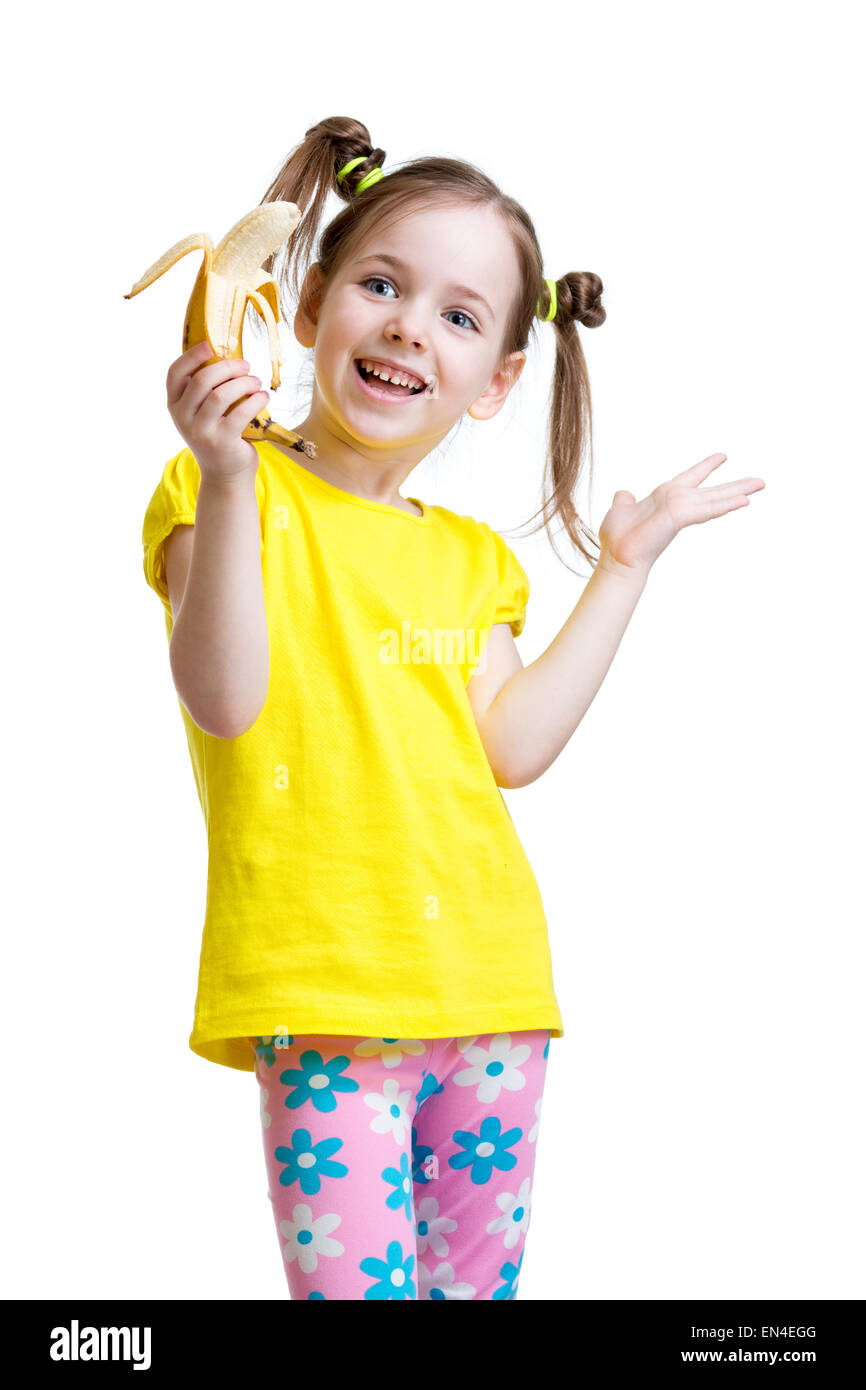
354;360;439;399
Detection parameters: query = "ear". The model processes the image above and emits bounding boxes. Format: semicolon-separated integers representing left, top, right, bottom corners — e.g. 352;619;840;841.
293;262;326;348
467;350;526;421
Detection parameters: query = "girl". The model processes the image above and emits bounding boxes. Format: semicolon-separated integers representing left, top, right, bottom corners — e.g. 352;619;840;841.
141;116;764;1300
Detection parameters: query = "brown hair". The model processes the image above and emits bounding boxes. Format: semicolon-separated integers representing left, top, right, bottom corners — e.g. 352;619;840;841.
254;116;606;573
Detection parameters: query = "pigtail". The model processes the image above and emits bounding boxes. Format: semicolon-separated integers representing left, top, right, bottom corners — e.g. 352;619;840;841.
516;272;607;575
244;116;386;338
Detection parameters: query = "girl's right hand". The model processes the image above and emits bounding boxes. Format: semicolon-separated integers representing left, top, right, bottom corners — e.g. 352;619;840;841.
166;340;269;481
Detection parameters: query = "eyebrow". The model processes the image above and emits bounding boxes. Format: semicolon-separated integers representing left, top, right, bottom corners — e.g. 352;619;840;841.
354;252;495;321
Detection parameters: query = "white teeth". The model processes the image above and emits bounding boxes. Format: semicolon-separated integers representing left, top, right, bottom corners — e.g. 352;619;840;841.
360;358;425;391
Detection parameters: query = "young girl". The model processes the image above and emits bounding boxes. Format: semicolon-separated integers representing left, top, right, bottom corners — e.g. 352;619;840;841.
141;116;764;1301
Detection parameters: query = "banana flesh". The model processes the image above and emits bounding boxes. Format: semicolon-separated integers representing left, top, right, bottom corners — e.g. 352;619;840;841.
124;202;317;458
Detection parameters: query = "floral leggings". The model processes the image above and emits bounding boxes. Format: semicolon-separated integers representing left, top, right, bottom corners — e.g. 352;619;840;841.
249;1030;551;1300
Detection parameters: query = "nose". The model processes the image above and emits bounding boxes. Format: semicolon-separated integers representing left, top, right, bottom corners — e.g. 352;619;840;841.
384;306;426;352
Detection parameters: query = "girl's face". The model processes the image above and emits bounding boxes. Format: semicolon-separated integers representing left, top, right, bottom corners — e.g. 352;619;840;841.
293;202;526;461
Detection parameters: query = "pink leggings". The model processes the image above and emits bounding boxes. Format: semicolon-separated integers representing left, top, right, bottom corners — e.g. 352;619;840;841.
249;1030;551;1300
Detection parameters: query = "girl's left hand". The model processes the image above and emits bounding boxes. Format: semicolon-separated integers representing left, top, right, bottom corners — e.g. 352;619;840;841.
597;453;765;578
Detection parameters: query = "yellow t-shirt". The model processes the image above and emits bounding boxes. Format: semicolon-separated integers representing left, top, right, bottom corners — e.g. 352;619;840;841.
142;439;564;1071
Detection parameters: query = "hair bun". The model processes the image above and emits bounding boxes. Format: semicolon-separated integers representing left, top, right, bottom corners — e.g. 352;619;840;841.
557;271;606;328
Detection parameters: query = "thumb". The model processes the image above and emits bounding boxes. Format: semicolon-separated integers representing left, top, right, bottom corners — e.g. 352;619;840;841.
613;489;636;505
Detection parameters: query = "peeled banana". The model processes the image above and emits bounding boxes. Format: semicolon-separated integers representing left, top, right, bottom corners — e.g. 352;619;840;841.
123;202;317;458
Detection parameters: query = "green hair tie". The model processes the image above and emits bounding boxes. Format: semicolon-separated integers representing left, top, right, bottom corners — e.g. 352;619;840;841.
536;277;557;322
336;157;384;192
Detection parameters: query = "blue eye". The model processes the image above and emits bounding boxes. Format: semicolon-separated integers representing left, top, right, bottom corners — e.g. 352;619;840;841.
446;309;479;332
359;276;479;331
361;276;395;298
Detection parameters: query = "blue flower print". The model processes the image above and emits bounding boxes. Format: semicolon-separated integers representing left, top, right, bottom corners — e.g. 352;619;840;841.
382;1151;414;1222
254;1035;294;1068
449;1116;522;1185
273;1128;348;1195
415;1070;443;1111
360;1240;416;1300
279;1050;359;1112
412;1126;436;1187
308;1291;326;1300
493;1250;524;1300
544;1030;550;1059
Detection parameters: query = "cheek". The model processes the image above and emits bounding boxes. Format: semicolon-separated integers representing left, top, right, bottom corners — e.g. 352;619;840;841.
328;295;371;337
313;318;355;371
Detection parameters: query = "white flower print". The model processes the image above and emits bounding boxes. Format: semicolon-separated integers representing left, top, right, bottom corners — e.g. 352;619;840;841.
528;1095;542;1143
364;1077;414;1144
418;1259;477;1300
259;1086;271;1129
454;1036;480;1054
353;1038;427;1068
415;1195;458;1258
487;1177;532;1250
453;1033;531;1102
279;1205;344;1274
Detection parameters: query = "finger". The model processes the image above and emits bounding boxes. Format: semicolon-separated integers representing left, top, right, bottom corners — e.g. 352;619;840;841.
690;477;766;500
671;452;728;487
183;361;257;418
195;373;265;423
684;494;751;525
221;390;270;426
166;340;214;405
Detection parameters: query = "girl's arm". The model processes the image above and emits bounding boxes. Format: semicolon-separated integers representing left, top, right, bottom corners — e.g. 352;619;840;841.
468;452;765;788
164;471;270;739
467;559;647;788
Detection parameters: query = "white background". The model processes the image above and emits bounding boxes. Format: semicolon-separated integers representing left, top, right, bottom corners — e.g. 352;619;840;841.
3;0;863;1301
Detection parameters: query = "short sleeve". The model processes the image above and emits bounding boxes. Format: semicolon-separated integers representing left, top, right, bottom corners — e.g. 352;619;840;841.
141;446;201;616
482;523;530;638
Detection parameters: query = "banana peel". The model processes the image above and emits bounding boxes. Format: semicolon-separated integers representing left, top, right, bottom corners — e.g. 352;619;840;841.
123;202;317;458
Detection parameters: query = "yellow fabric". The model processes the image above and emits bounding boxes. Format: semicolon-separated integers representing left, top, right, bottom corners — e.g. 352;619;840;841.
142;440;564;1071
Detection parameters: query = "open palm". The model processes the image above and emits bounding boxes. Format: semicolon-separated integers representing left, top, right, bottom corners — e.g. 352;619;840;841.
598;453;766;574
